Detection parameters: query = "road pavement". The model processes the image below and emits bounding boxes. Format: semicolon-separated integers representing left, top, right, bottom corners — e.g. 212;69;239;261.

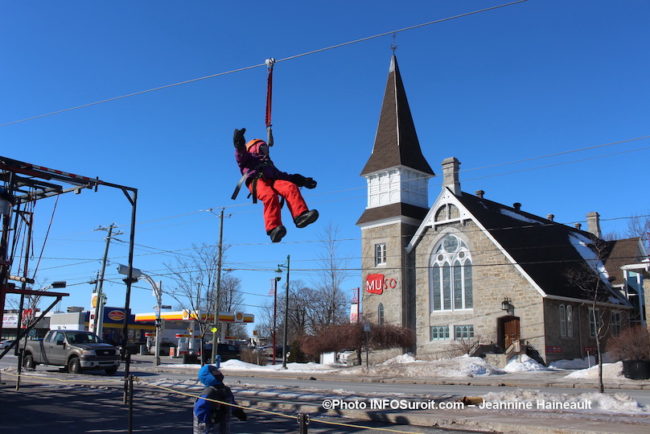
2;354;650;433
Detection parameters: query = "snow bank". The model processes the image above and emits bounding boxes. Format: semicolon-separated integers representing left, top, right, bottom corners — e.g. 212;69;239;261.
379;353;419;365
549;356;594;370
504;354;548;372
565;362;624;379
219;359;337;373
342;355;503;378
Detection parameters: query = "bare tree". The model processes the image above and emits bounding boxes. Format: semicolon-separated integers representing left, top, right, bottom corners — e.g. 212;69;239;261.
567;239;616;393
312;224;348;329
627;214;650;251
220;274;246;339
165;244;244;362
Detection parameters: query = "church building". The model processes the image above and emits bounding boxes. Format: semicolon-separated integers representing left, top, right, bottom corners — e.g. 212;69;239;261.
358;55;644;364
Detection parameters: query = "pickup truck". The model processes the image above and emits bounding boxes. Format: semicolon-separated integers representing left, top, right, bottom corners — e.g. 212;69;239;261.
23;330;120;375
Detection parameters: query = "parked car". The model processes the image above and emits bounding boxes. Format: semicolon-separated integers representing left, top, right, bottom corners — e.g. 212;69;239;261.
23;330;120;375
200;343;241;362
0;339;16;350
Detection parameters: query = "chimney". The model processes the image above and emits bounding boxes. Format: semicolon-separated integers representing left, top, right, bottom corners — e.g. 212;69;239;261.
586;211;601;238
442;157;461;195
574;223;582;230
513;202;522;211
547;214;555;222
475;190;485;199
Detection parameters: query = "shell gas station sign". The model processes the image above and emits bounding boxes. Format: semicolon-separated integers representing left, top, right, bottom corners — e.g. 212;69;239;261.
134;310;254;324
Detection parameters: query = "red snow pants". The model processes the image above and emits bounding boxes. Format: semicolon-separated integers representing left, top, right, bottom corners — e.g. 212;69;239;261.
249;178;308;232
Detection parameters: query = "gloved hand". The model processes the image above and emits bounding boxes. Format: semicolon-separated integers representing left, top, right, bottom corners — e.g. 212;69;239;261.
233;128;246;149
233;408;247;421
303;177;317;189
290;174;317;189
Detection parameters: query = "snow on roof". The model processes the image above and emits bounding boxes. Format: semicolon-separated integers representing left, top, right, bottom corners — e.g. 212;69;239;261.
568;233;610;282
499;209;544;224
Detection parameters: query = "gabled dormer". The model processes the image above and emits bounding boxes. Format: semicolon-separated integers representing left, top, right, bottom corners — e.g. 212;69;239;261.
357;55;434;227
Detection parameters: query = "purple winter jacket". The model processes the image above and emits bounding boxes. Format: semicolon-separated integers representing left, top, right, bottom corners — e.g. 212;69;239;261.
234;145;292;184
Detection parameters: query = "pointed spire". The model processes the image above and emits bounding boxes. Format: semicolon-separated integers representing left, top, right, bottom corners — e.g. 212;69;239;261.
361;55;434;176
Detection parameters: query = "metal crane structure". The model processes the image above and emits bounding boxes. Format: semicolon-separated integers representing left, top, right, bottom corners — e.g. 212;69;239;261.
0;156;138;372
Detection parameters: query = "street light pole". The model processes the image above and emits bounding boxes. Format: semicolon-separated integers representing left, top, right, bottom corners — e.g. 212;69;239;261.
116;265;162;365
272;276;281;365
277;255;290;369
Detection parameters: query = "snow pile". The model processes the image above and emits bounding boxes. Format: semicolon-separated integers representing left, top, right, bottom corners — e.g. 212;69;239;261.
504;354;548;372
481;389;648;414
219;359;337;373
565;362;624;379
343;355;503;378
549;356;594;370
379;353;419;365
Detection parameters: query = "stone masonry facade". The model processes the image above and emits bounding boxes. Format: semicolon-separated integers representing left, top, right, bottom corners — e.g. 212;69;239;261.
361;221;419;329
413;219;547;360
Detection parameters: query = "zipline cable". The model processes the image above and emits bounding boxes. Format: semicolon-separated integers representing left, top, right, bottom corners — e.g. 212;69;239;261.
0;0;528;128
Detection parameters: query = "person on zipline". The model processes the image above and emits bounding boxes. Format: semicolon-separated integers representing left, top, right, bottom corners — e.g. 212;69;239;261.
232;127;318;243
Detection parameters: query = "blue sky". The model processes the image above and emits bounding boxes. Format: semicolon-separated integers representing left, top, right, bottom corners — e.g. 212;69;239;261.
2;1;649;331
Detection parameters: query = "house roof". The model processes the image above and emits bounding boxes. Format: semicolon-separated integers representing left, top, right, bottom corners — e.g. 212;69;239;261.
603;237;647;285
357;202;429;226
360;55;434;177
454;192;628;303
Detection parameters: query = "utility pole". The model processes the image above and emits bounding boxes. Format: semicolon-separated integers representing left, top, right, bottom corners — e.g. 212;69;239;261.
154;280;163;366
210;208;225;365
93;224;121;338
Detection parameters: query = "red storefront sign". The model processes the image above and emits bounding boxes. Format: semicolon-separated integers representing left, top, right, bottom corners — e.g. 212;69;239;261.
365;274;397;295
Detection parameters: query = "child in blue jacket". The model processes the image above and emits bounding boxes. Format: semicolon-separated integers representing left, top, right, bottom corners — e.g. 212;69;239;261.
193;365;246;433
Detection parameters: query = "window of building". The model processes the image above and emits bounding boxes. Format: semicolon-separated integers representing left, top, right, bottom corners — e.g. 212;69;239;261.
378;303;385;326
430;325;449;340
430;234;473;312
611;311;621;337
374;243;387;266
566;305;573;338
454;325;474;340
559;305;566;337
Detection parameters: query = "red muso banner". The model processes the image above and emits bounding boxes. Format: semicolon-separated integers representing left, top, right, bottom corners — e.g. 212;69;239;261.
366;274;397;295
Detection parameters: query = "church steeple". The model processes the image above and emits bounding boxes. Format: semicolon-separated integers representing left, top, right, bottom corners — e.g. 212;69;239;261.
357;55;434;226
361;55;434;176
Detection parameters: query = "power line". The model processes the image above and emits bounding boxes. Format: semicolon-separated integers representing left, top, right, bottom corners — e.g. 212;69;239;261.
463;135;650;172
23;211;650;273
0;1;527;128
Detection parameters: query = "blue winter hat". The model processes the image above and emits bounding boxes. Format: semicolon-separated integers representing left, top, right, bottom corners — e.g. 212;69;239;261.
198;364;224;387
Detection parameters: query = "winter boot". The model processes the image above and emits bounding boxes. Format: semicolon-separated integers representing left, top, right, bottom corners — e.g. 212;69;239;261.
294;209;319;228
267;225;287;243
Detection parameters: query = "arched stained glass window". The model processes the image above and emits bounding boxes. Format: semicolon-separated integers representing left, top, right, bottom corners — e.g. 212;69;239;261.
430;234;473;312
